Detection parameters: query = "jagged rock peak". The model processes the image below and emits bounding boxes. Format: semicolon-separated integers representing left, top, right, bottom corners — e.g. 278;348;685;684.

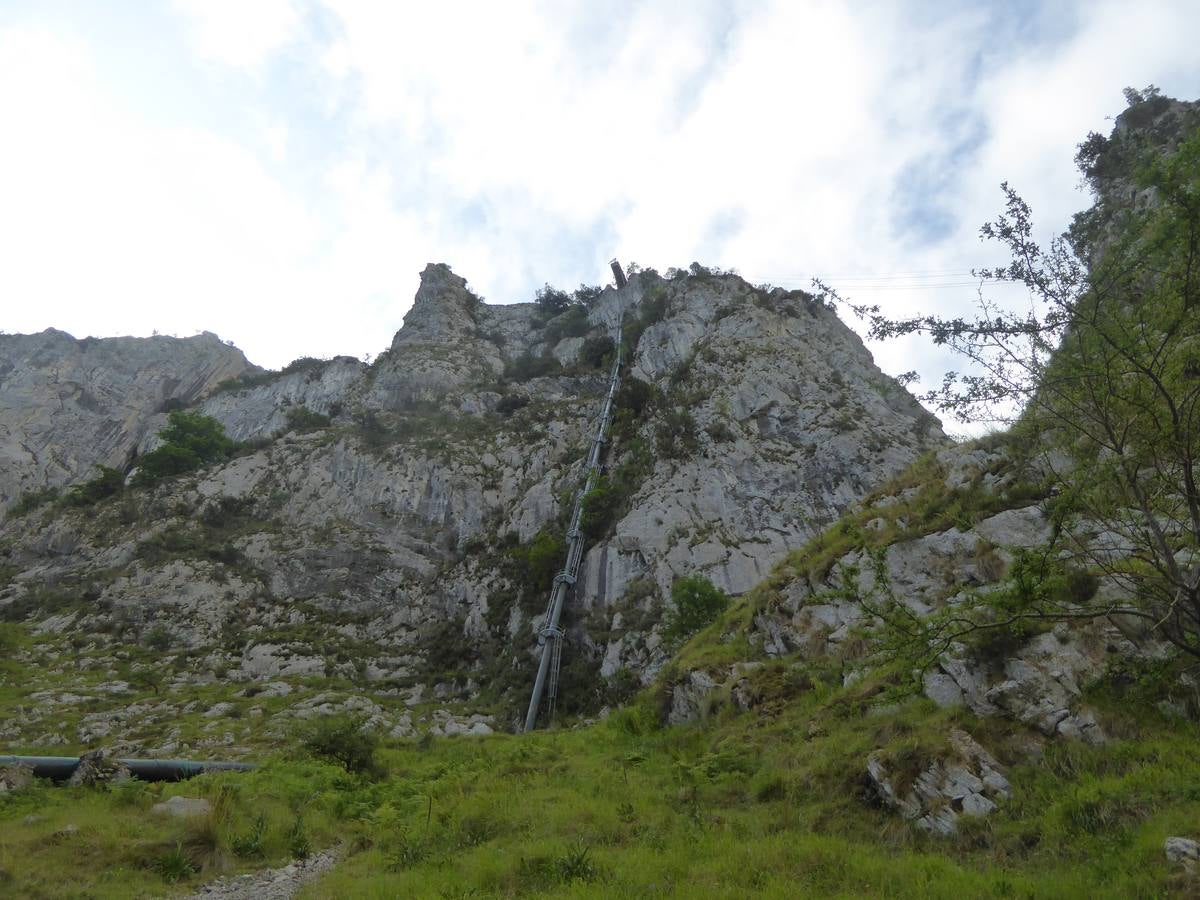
391;263;482;348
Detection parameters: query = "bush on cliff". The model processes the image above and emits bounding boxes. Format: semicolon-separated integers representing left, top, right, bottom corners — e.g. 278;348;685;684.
133;411;236;486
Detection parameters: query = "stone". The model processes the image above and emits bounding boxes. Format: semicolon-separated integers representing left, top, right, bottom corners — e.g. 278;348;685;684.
1165;836;1200;868
67;749;130;786
152;796;213;819
0;765;33;793
867;730;1010;835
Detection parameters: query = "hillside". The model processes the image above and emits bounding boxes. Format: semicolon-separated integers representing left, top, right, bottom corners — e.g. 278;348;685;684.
1;91;1199;898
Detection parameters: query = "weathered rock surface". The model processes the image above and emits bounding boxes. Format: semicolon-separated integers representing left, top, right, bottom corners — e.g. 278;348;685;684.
0;264;944;741
867;729;1010;835
1165;836;1200;869
0;329;255;509
0;764;33;793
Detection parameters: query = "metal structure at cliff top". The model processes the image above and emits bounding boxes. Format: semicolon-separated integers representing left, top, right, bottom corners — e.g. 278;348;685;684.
523;259;627;732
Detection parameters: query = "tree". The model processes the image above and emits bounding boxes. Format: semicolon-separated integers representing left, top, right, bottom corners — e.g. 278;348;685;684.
665;575;730;645
535;283;574;316
65;465;125;506
133;410;237;485
835;96;1200;660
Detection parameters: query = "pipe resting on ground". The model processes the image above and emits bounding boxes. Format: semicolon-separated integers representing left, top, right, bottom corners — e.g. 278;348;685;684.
0;755;255;782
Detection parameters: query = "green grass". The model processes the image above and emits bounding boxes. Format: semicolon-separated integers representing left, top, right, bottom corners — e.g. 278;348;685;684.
4;653;1199;898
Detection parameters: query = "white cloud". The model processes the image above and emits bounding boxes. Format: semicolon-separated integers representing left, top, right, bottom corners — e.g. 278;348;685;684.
172;0;301;69
1;0;1198;400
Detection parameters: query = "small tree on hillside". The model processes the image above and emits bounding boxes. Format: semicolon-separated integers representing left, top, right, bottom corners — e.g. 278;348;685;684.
665;575;730;646
836;93;1200;660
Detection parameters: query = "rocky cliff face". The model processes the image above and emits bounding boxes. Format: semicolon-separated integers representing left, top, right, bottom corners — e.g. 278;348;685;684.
0;262;943;747
0;329;255;509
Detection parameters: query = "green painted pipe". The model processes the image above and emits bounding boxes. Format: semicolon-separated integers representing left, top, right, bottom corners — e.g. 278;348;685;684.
0;755;255;782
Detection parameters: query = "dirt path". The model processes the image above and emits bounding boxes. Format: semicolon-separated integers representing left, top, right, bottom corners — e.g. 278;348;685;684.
184;849;339;899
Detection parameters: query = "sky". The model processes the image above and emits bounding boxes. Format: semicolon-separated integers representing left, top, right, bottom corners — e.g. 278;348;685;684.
1;1;1198;417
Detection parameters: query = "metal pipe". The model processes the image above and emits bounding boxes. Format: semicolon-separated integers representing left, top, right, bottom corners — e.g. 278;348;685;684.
524;301;625;732
0;755;255;782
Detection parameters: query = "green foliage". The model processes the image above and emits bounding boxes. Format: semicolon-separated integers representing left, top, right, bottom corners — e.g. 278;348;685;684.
301;715;382;778
230;812;267;858
8;486;59;517
851;106;1200;659
153;842;196;883
144;625;173;652
573;283;603;307
543;304;590;344
64;466;124;507
665;575;730;645
655;406;699;459
578;335;615;370
285;406;331;432
133;411;236;486
621;285;669;357
494;393;529;417
534;283;573;315
518;528;566;591
504;352;562;381
579;476;620;541
0;622;25;655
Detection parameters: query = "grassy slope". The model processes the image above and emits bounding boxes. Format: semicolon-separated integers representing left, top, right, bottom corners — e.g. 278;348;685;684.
3;662;1199;898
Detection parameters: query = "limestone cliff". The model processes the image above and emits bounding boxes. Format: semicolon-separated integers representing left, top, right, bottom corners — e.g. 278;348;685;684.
0;263;943;747
0;329;255;508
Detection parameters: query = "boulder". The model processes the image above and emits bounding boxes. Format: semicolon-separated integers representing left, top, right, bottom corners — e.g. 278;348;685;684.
1166;836;1200;869
67;749;130;786
867;730;1009;835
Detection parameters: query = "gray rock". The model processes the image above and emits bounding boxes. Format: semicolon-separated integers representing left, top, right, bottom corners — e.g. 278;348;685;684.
867;730;1009;835
0;329;254;510
152;796;213;819
1165;836;1200;867
67;749;130;786
0;764;33;793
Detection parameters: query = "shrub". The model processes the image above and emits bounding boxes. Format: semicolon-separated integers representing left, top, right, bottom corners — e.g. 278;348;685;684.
580;476;621;541
505;352;562;381
230;812;267;858
301;715;382;777
144;625;173;652
655;407;699;459
515;528;565;590
664;575;730;645
285;406;331;432
535;284;573;316
573;284;603;306
65;466;124;507
495;394;530;417
134;411;236;485
9;486;59;517
544;305;591;344
153;842;196;883
579;335;615;370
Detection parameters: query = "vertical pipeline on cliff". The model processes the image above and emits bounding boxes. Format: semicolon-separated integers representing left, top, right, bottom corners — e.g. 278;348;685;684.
523;263;627;732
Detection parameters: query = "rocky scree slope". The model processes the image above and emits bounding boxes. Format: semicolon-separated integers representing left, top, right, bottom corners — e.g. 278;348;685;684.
0;263;943;749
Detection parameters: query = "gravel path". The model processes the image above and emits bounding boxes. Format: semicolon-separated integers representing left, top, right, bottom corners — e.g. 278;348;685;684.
184;849;339;899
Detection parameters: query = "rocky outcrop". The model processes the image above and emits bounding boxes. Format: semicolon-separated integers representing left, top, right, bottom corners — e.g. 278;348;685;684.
867;730;1010;835
0;329;255;509
0;264;944;742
